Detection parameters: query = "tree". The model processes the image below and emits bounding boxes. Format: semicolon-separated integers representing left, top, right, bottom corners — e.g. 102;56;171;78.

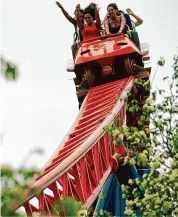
1;148;44;216
1;165;39;216
1;56;18;81
110;55;178;217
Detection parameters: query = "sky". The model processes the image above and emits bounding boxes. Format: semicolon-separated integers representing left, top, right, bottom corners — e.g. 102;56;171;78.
1;0;178;169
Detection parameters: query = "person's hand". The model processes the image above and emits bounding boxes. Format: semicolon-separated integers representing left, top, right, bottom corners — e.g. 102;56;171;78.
97;6;101;12
76;4;81;12
90;2;97;8
126;8;134;15
56;2;62;8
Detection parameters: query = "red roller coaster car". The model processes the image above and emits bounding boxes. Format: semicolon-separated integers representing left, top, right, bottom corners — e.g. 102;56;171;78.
68;33;150;106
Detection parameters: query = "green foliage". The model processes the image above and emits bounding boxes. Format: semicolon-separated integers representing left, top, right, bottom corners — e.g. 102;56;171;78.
1;165;40;216
1;56;18;80
1;148;44;216
114;56;178;216
53;197;83;216
62;197;82;216
52;197;113;217
157;57;166;67
93;210;114;217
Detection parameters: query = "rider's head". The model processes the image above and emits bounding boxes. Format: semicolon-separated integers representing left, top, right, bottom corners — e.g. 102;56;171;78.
83;5;95;25
107;3;118;18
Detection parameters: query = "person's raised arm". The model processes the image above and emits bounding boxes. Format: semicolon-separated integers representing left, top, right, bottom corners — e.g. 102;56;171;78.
90;3;101;29
76;4;84;30
104;20;110;34
56;2;76;26
101;13;109;26
119;13;126;33
126;8;143;27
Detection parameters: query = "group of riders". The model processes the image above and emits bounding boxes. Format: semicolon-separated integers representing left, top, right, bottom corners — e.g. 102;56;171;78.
56;2;145;59
56;2;148;108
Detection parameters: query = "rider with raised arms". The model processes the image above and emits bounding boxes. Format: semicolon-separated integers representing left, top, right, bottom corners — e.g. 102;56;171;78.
76;3;101;41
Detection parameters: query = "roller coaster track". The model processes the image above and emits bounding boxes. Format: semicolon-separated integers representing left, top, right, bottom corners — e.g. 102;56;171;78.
14;76;136;216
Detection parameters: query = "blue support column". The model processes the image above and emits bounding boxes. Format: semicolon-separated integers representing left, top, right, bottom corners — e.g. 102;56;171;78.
94;167;150;217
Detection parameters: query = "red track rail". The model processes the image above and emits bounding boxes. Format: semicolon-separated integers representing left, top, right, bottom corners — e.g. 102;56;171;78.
15;76;135;216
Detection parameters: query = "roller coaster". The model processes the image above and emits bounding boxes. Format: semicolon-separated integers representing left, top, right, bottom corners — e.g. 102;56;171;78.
13;32;151;216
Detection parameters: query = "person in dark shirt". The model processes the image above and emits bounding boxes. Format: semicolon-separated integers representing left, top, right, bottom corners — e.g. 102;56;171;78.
104;3;126;34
